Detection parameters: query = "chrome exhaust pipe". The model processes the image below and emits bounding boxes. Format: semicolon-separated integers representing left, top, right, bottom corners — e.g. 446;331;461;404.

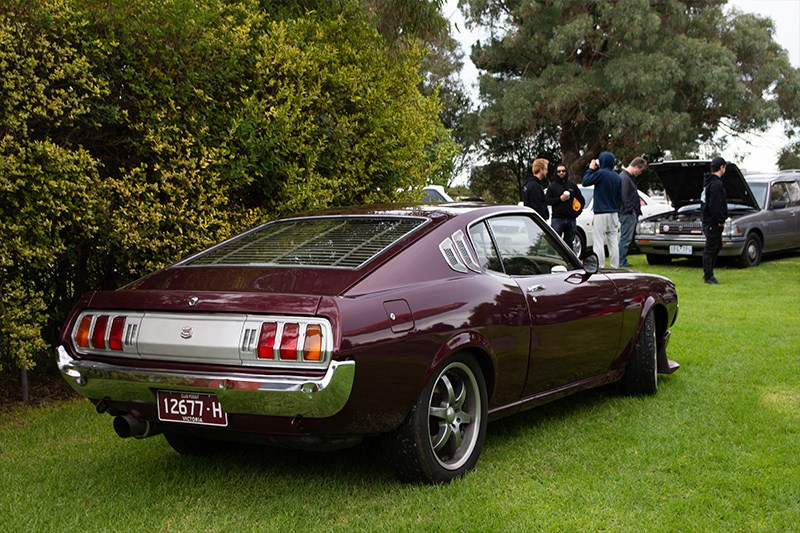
113;414;161;439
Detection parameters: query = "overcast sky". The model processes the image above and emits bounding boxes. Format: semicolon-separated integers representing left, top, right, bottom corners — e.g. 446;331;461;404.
444;0;800;173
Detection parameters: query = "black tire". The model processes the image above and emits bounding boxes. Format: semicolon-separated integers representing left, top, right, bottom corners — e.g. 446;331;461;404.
646;253;672;265
622;311;657;395
163;431;227;456
381;354;488;484
738;233;762;268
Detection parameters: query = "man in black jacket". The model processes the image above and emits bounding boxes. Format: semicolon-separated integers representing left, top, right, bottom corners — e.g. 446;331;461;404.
523;159;549;221
546;164;585;250
701;157;728;284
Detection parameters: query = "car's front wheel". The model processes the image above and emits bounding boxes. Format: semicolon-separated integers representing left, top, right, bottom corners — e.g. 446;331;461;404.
382;354;488;484
622;311;657;395
738;233;762;268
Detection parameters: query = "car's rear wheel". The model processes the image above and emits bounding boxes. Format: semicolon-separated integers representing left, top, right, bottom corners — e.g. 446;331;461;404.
381;354;487;484
163;431;227;456
646;253;671;265
622;311;657;395
738;233;762;268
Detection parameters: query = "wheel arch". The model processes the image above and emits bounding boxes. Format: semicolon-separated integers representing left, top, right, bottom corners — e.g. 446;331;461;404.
430;331;497;404
646;299;676;374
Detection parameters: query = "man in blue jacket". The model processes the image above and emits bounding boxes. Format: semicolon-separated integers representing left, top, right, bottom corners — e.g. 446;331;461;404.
582;152;622;268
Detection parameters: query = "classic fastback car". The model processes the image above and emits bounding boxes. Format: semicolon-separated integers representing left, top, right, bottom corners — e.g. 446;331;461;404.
636;162;800;267
57;203;679;483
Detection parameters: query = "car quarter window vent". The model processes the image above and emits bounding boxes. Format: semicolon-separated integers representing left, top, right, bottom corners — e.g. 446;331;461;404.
439;238;468;273
452;230;481;272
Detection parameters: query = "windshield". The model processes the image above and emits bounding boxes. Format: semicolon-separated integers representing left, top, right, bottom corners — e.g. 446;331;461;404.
747;182;768;210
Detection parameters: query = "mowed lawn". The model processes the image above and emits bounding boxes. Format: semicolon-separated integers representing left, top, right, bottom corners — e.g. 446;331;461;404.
2;252;799;532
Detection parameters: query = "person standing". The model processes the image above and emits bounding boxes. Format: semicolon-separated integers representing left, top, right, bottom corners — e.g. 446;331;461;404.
546;164;585;250
701;157;728;285
523;159;549;221
582;152;622;268
618;157;648;267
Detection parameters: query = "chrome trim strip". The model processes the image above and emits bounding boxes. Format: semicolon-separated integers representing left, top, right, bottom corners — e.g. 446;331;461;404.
56;346;355;418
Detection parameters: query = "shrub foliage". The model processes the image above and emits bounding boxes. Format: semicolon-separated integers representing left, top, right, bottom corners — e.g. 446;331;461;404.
0;0;454;371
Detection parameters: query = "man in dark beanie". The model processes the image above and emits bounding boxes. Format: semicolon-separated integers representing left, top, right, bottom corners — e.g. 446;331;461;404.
701;157;728;284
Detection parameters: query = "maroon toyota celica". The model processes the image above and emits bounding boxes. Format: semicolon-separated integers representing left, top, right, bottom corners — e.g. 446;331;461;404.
57;203;679;483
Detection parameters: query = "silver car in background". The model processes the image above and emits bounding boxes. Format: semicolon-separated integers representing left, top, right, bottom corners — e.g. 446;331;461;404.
636;162;800;267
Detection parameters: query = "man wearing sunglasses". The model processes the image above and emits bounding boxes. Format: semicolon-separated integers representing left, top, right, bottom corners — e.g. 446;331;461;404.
546;164;585;250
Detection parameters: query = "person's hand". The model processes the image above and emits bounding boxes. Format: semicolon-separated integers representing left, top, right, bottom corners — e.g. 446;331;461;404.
589;159;599;170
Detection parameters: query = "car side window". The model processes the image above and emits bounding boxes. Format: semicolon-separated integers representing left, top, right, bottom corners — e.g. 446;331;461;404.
785;180;800;207
769;182;790;209
468;222;502;272
484;215;570;276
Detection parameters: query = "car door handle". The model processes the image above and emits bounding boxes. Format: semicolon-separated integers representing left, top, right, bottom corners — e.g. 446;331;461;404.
527;284;546;293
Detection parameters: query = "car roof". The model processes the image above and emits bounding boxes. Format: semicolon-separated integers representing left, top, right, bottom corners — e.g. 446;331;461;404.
745;170;800;183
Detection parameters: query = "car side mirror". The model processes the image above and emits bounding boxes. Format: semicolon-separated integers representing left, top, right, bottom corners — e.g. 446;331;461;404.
583;253;599;275
770;200;787;210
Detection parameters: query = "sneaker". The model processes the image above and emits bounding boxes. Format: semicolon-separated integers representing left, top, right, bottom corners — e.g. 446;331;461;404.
704;277;720;285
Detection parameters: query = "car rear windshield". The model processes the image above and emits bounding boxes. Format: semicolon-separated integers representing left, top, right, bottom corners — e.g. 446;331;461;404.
186;216;426;269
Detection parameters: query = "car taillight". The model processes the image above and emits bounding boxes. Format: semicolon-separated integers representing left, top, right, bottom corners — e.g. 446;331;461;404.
255;321;326;362
90;315;109;349
75;315;92;348
303;324;322;361
74;313;131;352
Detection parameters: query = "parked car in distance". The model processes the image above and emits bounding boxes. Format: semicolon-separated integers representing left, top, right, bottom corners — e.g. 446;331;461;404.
57;203;679;483
636;163;800;267
422;185;454;203
573;186;671;257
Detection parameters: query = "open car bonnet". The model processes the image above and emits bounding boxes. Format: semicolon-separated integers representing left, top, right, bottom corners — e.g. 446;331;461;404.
650;160;759;210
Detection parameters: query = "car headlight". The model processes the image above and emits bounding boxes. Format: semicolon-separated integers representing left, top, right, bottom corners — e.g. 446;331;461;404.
637;221;657;235
721;217;742;237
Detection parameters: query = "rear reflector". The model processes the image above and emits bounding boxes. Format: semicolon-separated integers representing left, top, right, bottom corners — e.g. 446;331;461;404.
257;323;277;359
280;323;299;360
108;316;126;351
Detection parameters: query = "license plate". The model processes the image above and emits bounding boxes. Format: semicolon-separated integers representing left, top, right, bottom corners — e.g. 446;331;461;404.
157;390;228;427
670;245;693;255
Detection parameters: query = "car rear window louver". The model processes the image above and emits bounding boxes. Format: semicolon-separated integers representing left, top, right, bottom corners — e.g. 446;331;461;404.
187;217;425;269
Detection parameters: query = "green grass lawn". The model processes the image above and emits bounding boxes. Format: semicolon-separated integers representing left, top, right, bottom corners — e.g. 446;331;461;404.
2;253;799;532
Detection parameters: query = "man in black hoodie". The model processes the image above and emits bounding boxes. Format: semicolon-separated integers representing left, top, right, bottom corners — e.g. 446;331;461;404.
701;157;728;284
546;164;585;250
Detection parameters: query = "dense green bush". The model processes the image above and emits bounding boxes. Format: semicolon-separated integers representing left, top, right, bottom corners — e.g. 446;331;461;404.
0;0;455;372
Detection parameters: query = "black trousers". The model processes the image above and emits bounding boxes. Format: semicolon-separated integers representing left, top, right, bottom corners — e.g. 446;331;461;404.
702;224;723;280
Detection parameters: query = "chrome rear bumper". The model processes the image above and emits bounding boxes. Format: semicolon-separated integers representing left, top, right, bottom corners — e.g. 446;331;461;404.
56;346;355;418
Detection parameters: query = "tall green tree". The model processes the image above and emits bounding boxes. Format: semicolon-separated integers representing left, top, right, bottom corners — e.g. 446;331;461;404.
461;0;800;181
